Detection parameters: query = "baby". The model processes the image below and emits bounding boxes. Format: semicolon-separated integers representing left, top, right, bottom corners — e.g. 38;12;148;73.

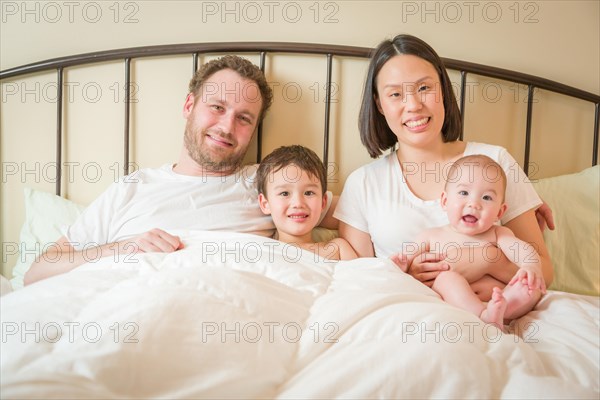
406;155;545;329
257;145;357;261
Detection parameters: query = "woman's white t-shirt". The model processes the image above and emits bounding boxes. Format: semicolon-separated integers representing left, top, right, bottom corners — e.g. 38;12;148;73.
334;142;541;258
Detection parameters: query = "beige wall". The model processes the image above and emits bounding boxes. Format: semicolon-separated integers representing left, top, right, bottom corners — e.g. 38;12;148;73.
2;1;598;92
1;0;599;278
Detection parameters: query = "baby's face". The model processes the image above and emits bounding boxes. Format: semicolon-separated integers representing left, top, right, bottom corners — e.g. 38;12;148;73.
258;164;326;240
442;164;507;235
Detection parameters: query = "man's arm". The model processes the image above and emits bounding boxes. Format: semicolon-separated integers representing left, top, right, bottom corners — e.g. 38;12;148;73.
25;236;123;285
25;229;183;285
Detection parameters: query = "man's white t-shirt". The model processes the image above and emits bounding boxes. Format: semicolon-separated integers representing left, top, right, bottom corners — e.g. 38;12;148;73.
334;142;542;258
65;164;331;250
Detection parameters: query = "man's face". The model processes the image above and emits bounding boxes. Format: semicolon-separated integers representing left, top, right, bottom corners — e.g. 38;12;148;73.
182;68;263;174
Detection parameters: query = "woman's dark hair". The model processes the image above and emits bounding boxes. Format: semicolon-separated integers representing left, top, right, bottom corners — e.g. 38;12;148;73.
359;34;462;158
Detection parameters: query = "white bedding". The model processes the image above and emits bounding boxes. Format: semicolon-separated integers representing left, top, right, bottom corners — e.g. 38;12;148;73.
1;231;598;399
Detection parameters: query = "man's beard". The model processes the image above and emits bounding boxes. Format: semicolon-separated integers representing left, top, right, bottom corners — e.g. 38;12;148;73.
183;123;248;174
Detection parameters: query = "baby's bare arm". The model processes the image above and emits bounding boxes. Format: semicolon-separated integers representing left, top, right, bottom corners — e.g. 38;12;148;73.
425;229;517;284
495;225;545;292
495;226;542;270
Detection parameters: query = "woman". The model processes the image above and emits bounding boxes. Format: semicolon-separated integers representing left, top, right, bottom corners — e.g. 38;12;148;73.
334;34;552;318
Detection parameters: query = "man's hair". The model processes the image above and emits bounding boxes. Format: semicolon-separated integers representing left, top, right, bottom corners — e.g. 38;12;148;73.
188;55;273;123
256;145;327;196
445;155;507;200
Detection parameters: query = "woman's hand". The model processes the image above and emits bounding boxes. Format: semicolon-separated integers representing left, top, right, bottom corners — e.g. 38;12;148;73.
392;252;449;287
535;200;555;232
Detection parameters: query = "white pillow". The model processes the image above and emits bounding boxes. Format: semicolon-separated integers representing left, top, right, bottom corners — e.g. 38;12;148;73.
10;188;85;289
532;166;599;296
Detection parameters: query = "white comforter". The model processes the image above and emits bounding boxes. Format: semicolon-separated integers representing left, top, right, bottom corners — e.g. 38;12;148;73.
1;231;598;399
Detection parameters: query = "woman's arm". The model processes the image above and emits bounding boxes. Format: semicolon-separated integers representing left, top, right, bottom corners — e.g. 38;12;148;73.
338;221;375;258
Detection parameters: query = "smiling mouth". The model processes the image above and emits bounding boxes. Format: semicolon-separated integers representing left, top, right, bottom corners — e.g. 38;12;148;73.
462;215;478;223
404;117;430;128
288;214;309;220
207;134;233;147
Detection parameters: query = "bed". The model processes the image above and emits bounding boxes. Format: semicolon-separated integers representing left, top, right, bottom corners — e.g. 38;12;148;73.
1;42;599;399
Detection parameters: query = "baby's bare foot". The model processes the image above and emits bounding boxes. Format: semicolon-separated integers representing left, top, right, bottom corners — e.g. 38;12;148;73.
504;278;541;321
481;287;507;331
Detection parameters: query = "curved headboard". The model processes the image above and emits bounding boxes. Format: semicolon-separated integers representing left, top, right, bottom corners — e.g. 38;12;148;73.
1;42;598;196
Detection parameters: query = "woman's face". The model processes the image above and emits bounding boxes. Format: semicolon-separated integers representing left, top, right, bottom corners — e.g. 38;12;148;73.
375;55;445;149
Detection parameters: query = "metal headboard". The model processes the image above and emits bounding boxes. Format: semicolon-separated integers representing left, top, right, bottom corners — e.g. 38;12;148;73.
1;42;598;196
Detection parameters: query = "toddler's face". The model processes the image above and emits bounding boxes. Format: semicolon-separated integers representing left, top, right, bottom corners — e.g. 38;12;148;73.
442;164;507;235
259;164;326;240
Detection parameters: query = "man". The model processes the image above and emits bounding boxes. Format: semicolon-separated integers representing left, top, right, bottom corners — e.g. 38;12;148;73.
25;55;336;285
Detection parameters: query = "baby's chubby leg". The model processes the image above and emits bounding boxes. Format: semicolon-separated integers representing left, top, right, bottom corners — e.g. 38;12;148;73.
480;288;507;331
433;271;489;318
434;271;507;330
470;275;506;302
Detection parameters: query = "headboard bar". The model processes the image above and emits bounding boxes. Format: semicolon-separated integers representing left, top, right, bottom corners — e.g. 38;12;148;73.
256;51;267;163
458;71;467;140
323;53;333;167
123;58;132;177
2;42;598;197
55;67;63;196
524;85;535;176
192;53;199;75
594;103;599;166
2;42;598;103
0;42;371;79
441;58;600;104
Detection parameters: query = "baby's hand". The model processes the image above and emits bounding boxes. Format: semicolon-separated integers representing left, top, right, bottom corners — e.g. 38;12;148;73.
509;266;546;294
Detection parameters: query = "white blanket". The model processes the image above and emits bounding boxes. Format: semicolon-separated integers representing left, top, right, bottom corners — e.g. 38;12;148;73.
1;231;598;399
